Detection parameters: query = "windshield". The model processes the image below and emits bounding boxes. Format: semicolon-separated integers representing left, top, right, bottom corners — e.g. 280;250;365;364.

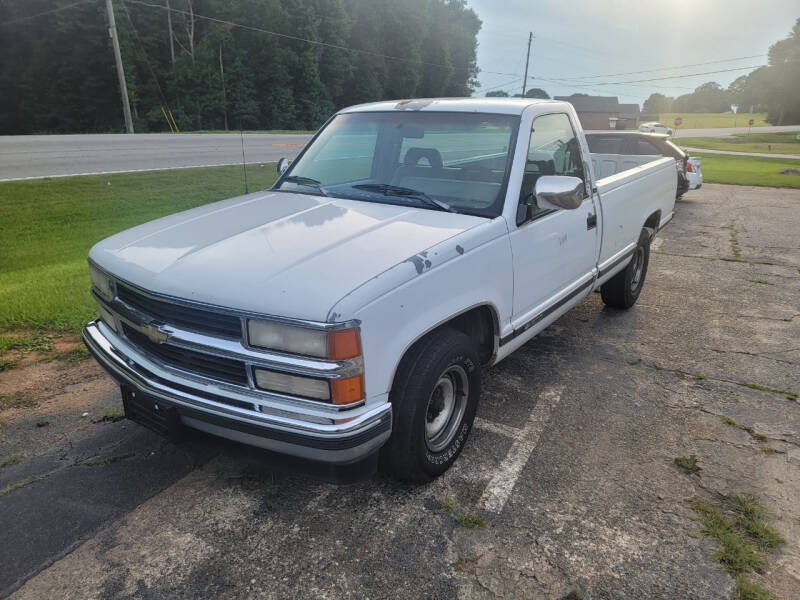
273;111;520;218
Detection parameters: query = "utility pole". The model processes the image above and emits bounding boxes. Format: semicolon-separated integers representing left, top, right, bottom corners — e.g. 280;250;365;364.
166;0;175;65
219;45;228;131
521;32;533;97
106;0;134;133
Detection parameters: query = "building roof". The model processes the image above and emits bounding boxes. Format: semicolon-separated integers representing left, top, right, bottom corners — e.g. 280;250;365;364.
339;97;567;116
554;95;620;113
618;103;641;117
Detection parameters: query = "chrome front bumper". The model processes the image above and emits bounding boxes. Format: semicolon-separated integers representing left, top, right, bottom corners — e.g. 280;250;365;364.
82;319;391;464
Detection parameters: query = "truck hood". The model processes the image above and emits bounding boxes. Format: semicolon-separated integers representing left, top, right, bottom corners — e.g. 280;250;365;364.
90;190;487;321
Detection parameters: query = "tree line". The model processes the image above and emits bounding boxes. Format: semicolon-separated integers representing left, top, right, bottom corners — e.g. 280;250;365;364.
643;18;800;124
0;0;481;134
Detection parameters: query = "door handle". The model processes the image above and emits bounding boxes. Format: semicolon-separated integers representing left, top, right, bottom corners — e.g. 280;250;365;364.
587;213;597;230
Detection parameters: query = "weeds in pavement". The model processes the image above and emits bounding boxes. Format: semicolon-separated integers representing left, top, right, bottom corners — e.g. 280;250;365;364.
440;497;487;529
734;575;776;600
0;454;22;469
674;455;701;474
737;382;797;401
0;475;44;497
719;417;778;454
691;493;784;600
99;406;125;423
0;359;16;372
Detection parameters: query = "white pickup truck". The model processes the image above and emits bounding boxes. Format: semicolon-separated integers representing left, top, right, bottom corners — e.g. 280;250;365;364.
83;98;676;481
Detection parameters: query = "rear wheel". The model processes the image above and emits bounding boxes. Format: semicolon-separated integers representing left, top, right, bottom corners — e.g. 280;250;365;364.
601;229;650;309
380;328;481;482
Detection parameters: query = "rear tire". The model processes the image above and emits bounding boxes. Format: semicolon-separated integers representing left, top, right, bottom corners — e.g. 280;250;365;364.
601;229;650;309
380;328;481;482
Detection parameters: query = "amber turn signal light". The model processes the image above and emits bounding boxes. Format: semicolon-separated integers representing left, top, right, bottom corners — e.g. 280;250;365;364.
327;327;361;360
330;374;364;405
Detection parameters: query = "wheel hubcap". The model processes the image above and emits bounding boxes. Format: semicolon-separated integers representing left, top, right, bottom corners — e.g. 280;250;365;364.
425;365;469;453
630;246;645;292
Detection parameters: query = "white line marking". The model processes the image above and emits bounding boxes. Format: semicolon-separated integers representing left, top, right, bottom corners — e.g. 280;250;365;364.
473;417;522;439
479;387;563;513
0;160;277;183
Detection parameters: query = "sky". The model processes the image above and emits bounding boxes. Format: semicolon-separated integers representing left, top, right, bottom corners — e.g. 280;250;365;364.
468;0;799;107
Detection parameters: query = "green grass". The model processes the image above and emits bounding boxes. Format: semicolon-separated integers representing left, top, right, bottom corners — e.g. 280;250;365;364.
674;455;701;474
691;493;784;599
675;132;800;156
737;382;798;401
690;153;800;189
0;164;278;332
734;575;777;600
182;129;315;135
660;112;769;129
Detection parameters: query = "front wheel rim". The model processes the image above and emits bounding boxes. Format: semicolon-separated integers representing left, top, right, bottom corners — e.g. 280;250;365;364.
425;364;469;453
630;246;645;292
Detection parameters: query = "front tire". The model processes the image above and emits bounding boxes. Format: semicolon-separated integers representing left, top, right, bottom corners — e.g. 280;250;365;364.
601;229;651;309
380;328;481;482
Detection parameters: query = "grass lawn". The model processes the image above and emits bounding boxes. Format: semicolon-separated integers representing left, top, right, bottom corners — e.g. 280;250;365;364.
692;152;800;188
184;129;316;135
659;113;769;129
674;132;800;156
0;164;278;333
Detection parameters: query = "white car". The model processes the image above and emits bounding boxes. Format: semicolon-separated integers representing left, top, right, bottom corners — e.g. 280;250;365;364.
639;122;674;136
83;98;676;481
686;156;703;189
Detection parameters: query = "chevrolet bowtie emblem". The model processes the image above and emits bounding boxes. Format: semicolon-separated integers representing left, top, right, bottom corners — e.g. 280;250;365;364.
140;322;171;344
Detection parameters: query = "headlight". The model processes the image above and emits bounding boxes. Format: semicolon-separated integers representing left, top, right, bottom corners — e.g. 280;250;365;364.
253;369;330;400
247;320;328;357
247;320;361;360
89;264;115;301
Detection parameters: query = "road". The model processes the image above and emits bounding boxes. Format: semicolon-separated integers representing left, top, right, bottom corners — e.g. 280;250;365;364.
2;125;800;182
2;184;798;599
0;133;313;182
674;125;800;138
681;146;800;160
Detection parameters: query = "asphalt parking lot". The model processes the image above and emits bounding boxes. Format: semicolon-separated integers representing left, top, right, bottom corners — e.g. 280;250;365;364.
1;183;799;599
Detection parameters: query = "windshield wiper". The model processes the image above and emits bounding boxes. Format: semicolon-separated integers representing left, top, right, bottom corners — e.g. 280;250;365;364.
281;175;330;197
351;183;455;213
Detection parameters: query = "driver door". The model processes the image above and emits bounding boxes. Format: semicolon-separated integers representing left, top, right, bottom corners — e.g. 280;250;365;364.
508;112;598;332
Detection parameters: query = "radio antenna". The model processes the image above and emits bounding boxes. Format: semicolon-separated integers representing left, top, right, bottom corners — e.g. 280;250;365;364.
239;129;249;194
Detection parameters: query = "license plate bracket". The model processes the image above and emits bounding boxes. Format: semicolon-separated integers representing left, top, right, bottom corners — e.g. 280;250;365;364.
121;386;186;440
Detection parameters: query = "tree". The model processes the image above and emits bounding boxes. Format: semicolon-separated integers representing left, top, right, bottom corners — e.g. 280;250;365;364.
0;0;483;133
485;90;509;97
643;93;673;114
524;88;549;99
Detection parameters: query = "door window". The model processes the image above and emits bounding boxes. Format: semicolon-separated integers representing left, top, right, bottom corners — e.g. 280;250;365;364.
520;113;584;219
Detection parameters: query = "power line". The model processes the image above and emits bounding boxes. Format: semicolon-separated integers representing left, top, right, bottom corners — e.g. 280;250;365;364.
538;64;764;87
552;54;768;81
0;0;95;26
123;0;521;78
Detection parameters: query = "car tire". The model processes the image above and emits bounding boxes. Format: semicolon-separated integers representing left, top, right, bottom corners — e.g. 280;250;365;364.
380;328;481;482
601;229;651;309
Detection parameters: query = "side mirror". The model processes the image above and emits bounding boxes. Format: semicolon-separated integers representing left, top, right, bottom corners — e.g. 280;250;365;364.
534;175;584;210
277;157;291;175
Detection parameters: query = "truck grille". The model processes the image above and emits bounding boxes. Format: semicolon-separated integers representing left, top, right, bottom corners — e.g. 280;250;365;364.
117;284;242;339
122;324;249;386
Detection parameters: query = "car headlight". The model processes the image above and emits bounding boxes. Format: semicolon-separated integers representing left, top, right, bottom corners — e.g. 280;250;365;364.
246;320;361;360
253;369;330;400
89;263;115;302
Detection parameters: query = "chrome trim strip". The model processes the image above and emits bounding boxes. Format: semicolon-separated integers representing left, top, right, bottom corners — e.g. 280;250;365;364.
83;320;389;435
88;258;360;330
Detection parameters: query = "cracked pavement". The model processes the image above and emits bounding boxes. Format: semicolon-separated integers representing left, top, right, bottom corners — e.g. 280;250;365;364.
1;183;799;599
